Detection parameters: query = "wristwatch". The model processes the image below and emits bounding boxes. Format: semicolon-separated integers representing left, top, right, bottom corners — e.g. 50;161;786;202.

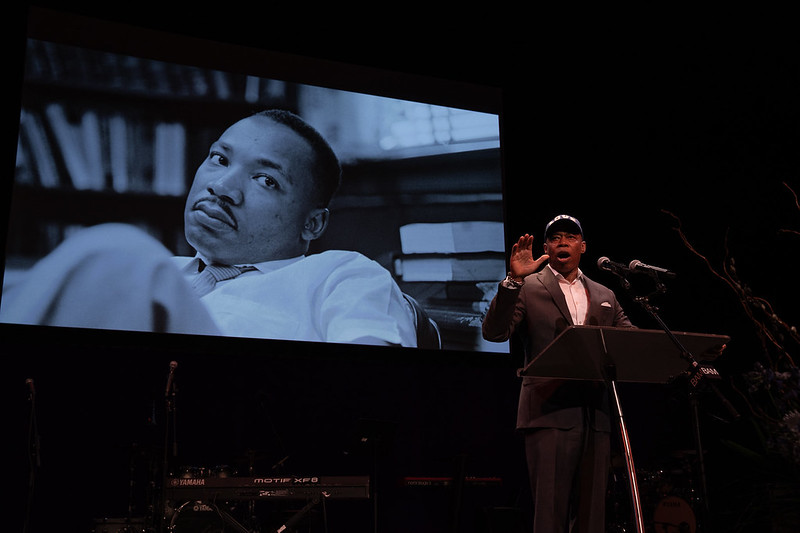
502;272;525;289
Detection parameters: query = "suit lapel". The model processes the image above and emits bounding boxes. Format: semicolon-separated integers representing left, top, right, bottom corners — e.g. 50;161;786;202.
538;267;574;325
584;277;601;323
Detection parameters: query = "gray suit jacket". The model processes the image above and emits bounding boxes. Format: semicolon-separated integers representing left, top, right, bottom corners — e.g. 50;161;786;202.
483;266;634;431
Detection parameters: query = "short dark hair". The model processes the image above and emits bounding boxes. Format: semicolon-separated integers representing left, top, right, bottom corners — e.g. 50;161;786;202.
254;109;342;207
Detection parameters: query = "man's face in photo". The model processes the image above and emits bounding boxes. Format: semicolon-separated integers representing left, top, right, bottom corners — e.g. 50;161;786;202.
184;115;321;265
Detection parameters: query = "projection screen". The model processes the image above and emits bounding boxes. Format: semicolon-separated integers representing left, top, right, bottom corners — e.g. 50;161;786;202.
1;7;509;354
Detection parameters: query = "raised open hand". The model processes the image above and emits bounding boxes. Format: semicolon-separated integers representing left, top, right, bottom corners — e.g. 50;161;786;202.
509;234;549;281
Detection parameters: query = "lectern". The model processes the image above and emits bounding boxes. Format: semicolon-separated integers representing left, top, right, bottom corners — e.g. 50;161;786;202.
520;326;729;533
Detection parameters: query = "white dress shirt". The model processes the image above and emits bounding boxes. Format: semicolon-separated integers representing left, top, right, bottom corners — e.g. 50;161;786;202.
174;250;417;346
547;264;588;325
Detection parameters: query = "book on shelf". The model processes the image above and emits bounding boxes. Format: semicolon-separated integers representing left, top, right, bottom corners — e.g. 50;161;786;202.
399;221;505;255
393;253;506;282
44;102;103;190
153;121;187;196
17;109;61;188
107;113;129;193
400;280;499;305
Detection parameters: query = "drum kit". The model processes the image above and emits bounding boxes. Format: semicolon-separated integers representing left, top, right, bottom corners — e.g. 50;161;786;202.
165;464;243;533
607;450;701;533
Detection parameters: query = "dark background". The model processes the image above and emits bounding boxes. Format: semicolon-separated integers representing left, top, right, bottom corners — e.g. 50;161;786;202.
4;4;799;533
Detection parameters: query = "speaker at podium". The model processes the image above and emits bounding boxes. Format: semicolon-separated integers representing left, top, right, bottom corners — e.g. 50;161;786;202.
520;325;729;533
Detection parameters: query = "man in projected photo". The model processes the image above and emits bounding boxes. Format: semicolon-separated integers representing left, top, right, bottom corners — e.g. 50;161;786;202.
0;110;417;347
482;215;634;533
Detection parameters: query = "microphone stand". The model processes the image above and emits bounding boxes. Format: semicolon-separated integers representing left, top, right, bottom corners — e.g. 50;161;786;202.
24;379;40;533
161;363;178;533
598;270;646;533
617;270;728;533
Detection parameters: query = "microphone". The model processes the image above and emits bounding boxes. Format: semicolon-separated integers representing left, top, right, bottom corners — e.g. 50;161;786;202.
597;256;631;275
165;361;178;397
628;259;676;279
25;378;35;398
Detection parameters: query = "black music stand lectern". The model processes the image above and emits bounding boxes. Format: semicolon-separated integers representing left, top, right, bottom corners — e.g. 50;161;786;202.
520;325;729;533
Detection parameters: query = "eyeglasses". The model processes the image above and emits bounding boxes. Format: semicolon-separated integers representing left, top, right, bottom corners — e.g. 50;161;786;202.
546;232;581;244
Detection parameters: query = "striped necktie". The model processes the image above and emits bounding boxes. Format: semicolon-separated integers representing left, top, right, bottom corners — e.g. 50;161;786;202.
191;261;255;297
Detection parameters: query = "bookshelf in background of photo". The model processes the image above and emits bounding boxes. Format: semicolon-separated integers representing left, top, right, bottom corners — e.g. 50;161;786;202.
9;38;298;265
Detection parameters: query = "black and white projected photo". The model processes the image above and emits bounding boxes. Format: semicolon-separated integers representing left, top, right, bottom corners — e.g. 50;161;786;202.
1;19;508;353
